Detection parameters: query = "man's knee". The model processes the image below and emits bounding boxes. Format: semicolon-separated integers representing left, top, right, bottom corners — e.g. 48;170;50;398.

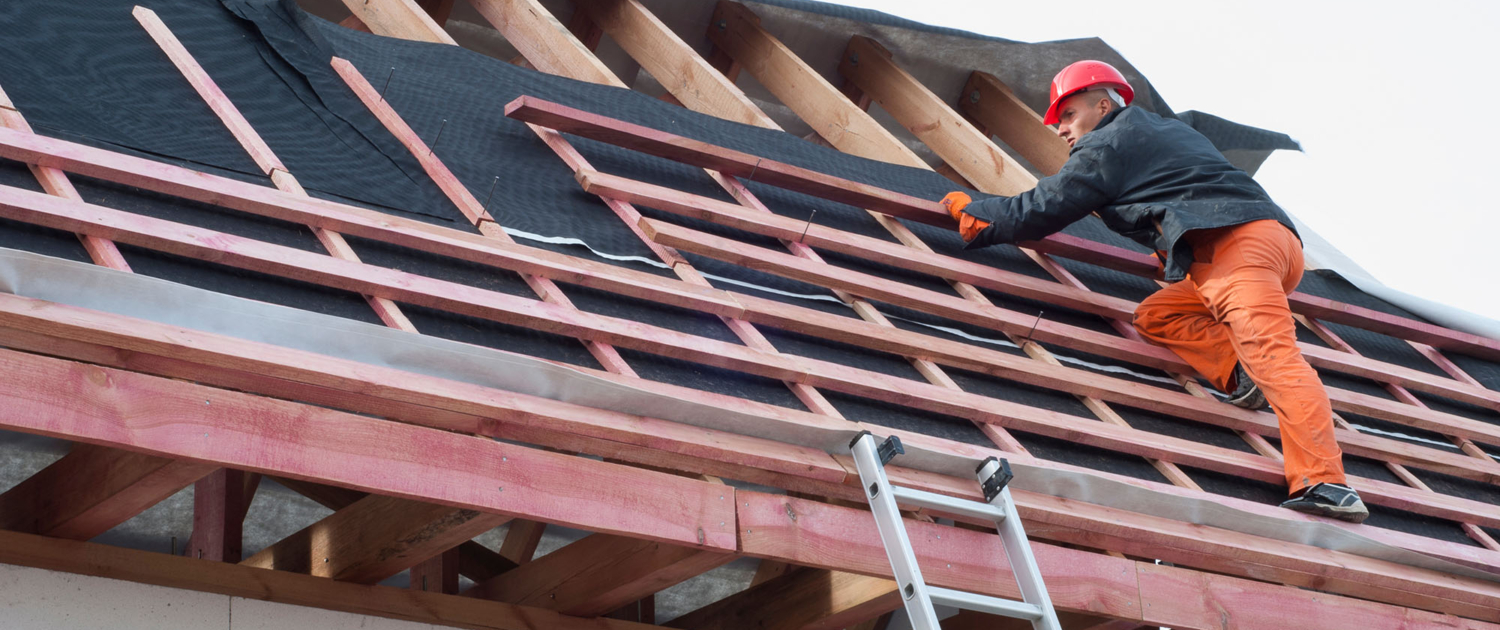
1133;297;1170;335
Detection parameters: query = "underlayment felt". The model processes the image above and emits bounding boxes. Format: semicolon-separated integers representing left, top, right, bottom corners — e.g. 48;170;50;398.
3;0;1496;537
0;0;457;222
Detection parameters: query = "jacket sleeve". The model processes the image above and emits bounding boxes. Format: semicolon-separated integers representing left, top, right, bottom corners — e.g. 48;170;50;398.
961;142;1120;249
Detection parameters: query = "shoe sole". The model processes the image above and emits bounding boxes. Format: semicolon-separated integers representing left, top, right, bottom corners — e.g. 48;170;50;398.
1282;500;1370;524
1226;387;1267;410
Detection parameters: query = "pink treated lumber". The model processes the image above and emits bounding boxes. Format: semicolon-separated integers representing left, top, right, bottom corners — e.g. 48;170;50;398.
0;347;735;549
507;95;1500;362
133;6;282;175
0;183;1496;522
2;290;1498;583
329;56;491;224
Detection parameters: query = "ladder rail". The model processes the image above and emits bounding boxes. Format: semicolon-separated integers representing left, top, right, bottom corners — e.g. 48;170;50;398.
850;433;1063;630
851;433;944;629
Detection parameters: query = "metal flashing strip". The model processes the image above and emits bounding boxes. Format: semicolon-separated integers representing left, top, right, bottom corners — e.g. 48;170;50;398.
0;246;1492;583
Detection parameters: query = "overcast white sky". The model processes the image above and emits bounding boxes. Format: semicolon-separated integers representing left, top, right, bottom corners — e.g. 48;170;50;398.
830;0;1500;322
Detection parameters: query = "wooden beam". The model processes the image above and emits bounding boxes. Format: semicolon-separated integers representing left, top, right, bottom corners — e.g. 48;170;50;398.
959;71;1069;175
2;291;1496;584
0;528;660;630
705;1;928;168
666;567;899;630
465;533;733;617
572;0;778;129
0;443;213;540
242;493;509;584
0;347;738;549
498;519;547;565
271;477;519;582
466;0;626;88
342;0;455;45
416;0;455;25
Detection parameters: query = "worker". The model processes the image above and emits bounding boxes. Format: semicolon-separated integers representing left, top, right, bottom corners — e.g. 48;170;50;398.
940;60;1367;523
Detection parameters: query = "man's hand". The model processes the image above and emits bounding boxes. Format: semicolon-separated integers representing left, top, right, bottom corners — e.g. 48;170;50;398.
940;191;990;243
940;191;971;220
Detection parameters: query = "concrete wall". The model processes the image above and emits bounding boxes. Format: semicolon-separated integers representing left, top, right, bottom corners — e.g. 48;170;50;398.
0;562;449;630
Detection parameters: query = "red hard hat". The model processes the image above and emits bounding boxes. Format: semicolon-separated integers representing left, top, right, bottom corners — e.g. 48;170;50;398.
1043;60;1135;125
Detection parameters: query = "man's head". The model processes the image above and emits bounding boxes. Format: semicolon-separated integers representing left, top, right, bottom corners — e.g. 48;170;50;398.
1043;60;1135;147
1054;87;1126;147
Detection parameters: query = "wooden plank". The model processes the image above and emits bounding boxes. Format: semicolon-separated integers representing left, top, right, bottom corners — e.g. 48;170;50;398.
242;493;510;584
342;0;455;45
0;528;659;630
467;0;625;88
0;443;213;540
4;293;1498;582
465;534;733;617
839;35;1034;195
665;567;900;630
705;0;928;168
572;0;778;129
959;71;1069;175
0;83;129;270
0;347;737;549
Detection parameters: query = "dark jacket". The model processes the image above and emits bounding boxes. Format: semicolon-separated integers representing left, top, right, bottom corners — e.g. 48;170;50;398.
963;106;1298;282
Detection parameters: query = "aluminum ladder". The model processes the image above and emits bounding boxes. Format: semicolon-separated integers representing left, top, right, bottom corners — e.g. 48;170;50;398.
849;431;1061;630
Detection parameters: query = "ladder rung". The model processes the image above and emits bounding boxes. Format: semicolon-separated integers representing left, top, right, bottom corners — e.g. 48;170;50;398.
928;586;1042;620
890;485;1007;523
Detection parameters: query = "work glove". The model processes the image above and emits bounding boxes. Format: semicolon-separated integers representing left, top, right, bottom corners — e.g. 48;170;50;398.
939;191;990;243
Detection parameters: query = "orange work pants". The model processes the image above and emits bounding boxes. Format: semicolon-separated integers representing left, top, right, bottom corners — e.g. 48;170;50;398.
1132;220;1345;494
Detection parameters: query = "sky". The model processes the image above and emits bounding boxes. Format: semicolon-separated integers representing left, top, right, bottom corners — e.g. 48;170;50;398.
827;0;1500;322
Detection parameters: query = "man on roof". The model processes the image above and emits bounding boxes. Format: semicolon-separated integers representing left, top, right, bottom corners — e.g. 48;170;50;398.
940;60;1367;523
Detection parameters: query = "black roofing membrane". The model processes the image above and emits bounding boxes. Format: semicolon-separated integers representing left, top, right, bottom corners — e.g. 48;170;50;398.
0;0;1487;544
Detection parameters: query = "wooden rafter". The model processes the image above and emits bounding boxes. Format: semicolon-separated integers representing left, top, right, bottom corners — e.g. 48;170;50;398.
464;534;732;617
0;443;213;540
241;493;510;584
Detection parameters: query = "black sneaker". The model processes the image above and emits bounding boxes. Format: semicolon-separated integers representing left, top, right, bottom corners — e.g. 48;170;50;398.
1280;483;1369;523
1225;363;1268;410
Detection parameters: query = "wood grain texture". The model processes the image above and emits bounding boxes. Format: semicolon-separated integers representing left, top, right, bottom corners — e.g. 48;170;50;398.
242;493;510;584
0;443;213;540
0;347;736;549
465;534;733;617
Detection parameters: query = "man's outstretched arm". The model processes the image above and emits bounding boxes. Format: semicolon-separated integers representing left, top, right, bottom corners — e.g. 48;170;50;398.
946;143;1120;249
